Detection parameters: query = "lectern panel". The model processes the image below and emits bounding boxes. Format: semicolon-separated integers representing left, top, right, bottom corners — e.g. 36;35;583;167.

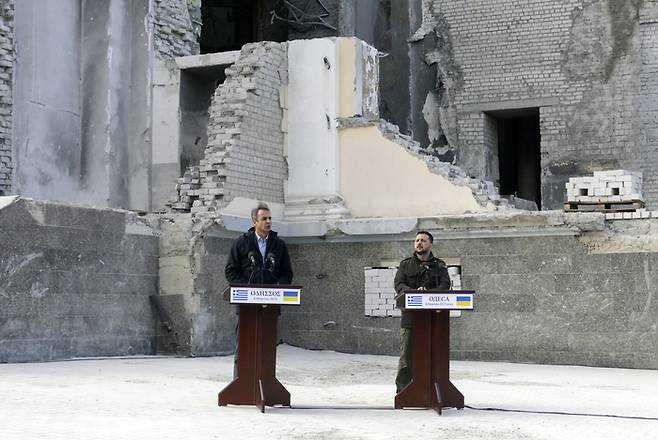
395;290;475;310
228;285;302;305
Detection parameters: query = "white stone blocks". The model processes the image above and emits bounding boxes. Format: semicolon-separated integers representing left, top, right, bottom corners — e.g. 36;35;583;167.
363;265;463;317
363;267;397;317
566;170;643;203
604;209;656;220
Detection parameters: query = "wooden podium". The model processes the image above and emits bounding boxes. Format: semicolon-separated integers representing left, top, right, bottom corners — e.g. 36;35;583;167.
218;284;302;412
394;290;475;414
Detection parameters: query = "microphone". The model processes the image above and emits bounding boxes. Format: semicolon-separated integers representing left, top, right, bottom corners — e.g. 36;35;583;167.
420;262;432;289
247;251;256;268
246;251;259;284
266;253;276;271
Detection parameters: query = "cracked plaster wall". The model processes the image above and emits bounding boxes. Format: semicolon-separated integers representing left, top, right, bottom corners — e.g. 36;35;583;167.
413;0;651;210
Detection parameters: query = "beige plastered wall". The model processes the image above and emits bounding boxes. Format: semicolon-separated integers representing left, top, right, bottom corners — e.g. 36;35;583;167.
338;37;358;118
339;126;493;217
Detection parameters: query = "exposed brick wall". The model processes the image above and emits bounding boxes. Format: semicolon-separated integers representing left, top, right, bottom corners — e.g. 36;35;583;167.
153;0;199;60
174;42;288;213
0;0;13;195
435;0;581;104
639;4;658;208
420;0;649;209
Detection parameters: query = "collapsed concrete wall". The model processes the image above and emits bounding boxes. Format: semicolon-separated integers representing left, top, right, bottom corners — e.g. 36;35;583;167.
282;37;514;220
0;0;12;196
261;1;658;211
411;0;651;210
168;37;515;219
174;42;288;213
0;197;159;362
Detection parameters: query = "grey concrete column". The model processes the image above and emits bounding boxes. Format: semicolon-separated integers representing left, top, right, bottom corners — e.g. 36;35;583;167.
80;0;151;210
13;0;82;199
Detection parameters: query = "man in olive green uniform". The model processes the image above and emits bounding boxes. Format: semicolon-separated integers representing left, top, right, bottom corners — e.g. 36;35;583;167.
394;230;451;393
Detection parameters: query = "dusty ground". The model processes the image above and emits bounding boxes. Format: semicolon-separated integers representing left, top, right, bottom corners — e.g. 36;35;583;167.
2;345;657;439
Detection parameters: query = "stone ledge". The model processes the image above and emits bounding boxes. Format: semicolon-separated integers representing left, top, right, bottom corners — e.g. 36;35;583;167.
208;207;599;241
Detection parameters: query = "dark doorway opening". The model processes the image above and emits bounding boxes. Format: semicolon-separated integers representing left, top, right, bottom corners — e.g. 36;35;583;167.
200;0;287;54
179;66;228;174
491;108;541;209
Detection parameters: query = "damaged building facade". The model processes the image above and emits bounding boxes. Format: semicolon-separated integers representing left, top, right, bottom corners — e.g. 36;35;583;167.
4;0;658;211
2;0;658;371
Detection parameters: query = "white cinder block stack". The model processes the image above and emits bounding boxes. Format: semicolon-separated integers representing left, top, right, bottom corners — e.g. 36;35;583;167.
364;267;400;317
565;170;643;203
364;265;464;318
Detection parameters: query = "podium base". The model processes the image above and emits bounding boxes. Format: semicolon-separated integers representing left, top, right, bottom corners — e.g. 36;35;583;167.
218;376;290;413
395;379;463;415
217;303;290;412
393;309;464;415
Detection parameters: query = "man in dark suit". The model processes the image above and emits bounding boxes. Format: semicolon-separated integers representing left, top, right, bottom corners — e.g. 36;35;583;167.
225;202;293;285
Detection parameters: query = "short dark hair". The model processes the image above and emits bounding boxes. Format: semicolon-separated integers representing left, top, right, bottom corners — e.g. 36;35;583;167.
251;202;270;221
416;230;433;243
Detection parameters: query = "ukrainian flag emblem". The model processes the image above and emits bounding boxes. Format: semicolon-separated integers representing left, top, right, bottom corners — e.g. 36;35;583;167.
456;295;472;307
283;291;299;302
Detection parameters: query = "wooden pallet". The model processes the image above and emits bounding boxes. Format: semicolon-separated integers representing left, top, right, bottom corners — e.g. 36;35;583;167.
563;200;645;212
